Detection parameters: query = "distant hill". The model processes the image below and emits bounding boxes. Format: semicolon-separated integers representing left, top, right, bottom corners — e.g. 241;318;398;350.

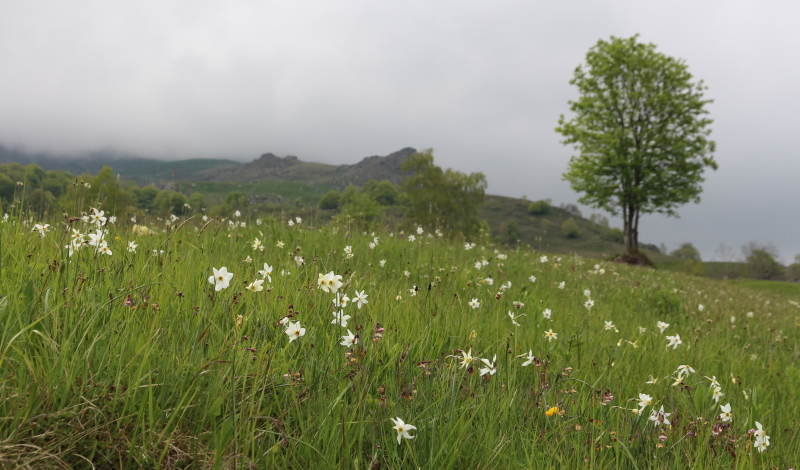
199;147;416;189
0;144;241;184
0;144;416;189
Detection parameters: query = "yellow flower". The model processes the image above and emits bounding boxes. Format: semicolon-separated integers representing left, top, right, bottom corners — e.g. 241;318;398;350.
545;406;559;417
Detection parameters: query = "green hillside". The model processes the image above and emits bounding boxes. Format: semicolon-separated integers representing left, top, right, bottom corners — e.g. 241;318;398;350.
479;195;670;261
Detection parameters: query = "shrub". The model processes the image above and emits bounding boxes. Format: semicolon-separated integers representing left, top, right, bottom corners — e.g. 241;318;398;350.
747;249;785;280
318;191;341;210
603;227;624;243
562;217;580;238
505;220;519;243
528;200;551;215
670;242;702;261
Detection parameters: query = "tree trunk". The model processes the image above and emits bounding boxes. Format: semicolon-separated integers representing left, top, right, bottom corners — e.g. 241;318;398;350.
624;205;639;257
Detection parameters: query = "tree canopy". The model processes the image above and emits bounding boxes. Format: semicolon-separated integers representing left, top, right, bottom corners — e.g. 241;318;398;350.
557;35;717;260
400;150;486;237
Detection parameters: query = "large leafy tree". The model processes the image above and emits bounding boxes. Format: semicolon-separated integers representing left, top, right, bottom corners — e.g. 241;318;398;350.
557;35;717;260
401;150;487;237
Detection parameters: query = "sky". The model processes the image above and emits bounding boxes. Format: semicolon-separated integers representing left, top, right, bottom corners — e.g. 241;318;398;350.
1;1;798;262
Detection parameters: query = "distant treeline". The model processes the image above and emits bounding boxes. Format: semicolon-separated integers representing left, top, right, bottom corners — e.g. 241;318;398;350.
0;150;489;238
0;163;210;219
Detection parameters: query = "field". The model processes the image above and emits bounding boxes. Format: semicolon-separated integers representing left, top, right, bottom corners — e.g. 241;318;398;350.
1;210;798;469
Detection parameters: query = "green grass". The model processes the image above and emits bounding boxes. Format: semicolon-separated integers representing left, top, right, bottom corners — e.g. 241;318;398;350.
176;180;336;207
0;209;797;468
725;279;800;297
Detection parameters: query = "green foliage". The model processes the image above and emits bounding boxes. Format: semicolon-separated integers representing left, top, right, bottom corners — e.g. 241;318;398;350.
42;171;72;198
339;191;383;227
319;190;341;210
670;242;702;261
339;184;359;207
224;191;248;210
788;262;800;282
0;173;14;204
746;249;785;280
504;219;519;243
27;188;56;218
561;217;580;238
131;186;160;211
557;35;717;256
527;199;551;215
400;149;487;237
153;190;187;215
604;227;624;243
363;179;399;206
188;192;206;211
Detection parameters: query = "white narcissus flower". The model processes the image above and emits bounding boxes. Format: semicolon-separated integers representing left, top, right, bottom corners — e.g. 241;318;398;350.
543;329;558;342
459;349;475;369
754;421;770;452
318;271;343;293
379;260;386;267
507;311;525;326
353;290;368;309
528;275;537;283
649;406;671;426
331;310;350;328
540;256;548;263
127;241;137;253
208;267;234;291
340;329;357;347
604;321;617;331
285;321;305;342
637;393;653;410
98;245;113;256
712;387;724;403
468;298;480;309
88;229;107;248
657;321;670;334
521;350;536;366
390;417;416;445
542;308;552;319
258;263;273;282
719;403;732;422
558;282;565;289
479;355;497;376
665;334;682;350
32;223;50;236
584;299;594;310
676;365;695;377
246;279;264;292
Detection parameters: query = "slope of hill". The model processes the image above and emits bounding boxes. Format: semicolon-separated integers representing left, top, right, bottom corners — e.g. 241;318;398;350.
479;195;670;261
198;147;416;189
0;144;241;184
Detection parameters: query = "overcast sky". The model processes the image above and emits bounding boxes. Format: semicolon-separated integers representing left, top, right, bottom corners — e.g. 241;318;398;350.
1;1;798;262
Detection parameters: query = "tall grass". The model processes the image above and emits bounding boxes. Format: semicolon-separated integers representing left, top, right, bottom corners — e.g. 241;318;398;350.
0;209;797;469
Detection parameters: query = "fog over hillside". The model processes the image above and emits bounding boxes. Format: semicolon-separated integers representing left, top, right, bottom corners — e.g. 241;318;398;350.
1;1;799;262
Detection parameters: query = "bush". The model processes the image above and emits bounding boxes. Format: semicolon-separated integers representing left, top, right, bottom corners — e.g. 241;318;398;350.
528;200;551;215
746;249;785;280
505;220;519;243
603;227;624;243
319;191;341;210
562;217;580;238
670;242;702;261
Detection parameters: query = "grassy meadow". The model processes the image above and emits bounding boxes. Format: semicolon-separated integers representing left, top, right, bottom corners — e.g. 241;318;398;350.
0;208;798;469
